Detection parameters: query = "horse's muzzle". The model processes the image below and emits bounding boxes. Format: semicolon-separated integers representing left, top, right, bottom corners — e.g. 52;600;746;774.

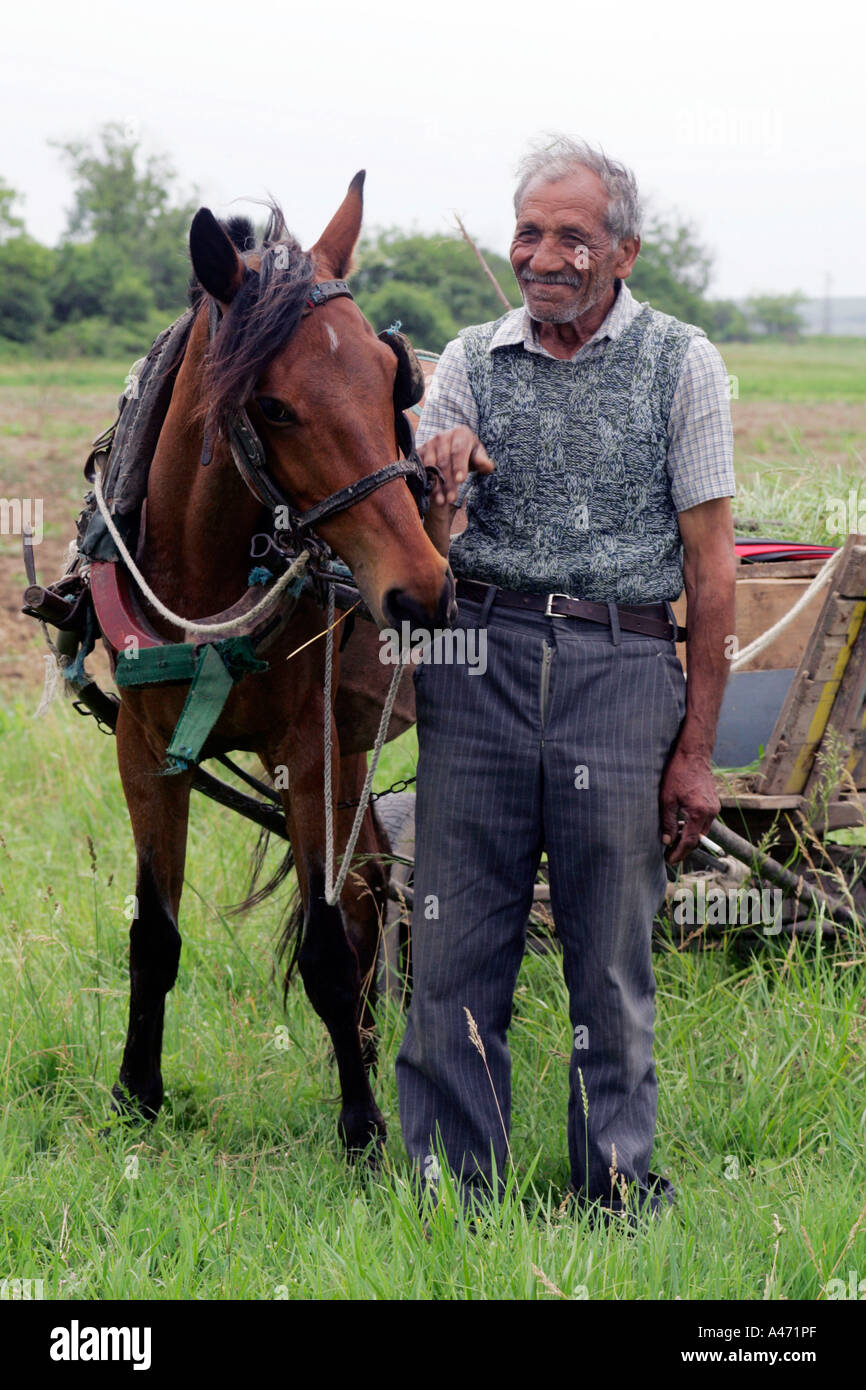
382;568;456;632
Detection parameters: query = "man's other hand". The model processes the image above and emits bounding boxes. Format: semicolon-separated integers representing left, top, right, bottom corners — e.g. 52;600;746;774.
420;427;495;506
419;427;494;557
660;748;720;865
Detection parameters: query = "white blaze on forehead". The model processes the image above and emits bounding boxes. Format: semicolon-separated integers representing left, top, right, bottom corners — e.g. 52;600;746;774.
326;324;340;353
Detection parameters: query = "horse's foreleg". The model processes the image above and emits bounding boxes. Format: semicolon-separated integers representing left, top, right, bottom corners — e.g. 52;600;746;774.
112;702;191;1122
270;730;386;1158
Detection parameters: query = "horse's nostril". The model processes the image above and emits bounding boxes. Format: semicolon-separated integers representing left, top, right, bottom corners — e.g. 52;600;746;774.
382;576;456;631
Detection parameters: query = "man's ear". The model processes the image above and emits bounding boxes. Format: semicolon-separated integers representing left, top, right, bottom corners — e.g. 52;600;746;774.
309;170;365;279
614;234;641;280
189;208;246;306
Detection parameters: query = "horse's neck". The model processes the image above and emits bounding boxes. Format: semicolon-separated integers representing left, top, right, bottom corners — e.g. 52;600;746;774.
141;307;268;616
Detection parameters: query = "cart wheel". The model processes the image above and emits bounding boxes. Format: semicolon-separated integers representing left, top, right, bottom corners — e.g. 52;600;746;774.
374;790;416;1004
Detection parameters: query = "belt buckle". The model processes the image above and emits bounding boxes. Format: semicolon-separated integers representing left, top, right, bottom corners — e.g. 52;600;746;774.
544;592;571;617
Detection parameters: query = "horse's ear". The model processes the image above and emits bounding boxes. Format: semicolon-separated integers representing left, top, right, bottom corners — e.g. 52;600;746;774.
189;208;246;306
310;170;365;279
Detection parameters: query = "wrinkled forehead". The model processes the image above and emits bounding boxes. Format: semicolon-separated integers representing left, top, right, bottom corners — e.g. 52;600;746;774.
515;170;609;234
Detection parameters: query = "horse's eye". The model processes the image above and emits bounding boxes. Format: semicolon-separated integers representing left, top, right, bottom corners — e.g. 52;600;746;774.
256;396;297;426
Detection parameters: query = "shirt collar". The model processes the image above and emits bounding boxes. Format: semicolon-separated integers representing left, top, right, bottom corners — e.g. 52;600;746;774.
489;279;641;358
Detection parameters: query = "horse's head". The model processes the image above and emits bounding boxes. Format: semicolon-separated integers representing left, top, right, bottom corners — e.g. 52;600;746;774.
189;173;455;632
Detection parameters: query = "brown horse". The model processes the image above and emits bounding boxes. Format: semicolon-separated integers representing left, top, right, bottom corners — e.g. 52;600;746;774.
110;172;453;1155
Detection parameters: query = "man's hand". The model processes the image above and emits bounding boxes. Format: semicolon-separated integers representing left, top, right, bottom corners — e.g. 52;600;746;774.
419;426;494;557
660;748;720;865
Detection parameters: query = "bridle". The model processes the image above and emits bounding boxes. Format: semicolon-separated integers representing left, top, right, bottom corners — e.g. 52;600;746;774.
208;279;436;559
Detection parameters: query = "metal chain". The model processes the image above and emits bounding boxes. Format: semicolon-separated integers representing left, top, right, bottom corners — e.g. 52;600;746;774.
336;774;416;810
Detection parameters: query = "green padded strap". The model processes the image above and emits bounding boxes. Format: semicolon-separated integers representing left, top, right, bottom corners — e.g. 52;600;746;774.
166;643;235;767
115;643;197;687
215;635;269;680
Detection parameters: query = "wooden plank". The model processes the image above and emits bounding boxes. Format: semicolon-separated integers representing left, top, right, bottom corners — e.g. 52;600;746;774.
759;537;866;795
850;739;866;791
822;798;866;831
718;792;804;811
733;578;826;672
837;544;866;597
804;614;866;797
759;622;862;793
735;559;826;579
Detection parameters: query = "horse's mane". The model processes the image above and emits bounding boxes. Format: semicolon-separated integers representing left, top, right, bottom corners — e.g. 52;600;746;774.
191;201;316;432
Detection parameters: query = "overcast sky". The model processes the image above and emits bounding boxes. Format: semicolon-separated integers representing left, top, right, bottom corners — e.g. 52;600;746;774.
2;0;863;301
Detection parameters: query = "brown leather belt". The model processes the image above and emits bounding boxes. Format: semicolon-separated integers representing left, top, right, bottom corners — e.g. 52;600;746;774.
455;578;686;642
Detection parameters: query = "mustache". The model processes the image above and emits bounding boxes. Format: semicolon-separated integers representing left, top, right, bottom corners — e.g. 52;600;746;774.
520;270;583;287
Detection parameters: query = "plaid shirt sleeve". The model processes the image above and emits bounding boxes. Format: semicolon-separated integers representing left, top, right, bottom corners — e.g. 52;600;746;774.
667;335;736;511
414;337;478;446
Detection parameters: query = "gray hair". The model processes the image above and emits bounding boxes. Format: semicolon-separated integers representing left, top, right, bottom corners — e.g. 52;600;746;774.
513;136;642;247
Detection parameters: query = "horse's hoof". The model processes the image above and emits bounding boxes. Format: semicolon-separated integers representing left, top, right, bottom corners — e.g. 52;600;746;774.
100;1082;160;1137
339;1107;387;1165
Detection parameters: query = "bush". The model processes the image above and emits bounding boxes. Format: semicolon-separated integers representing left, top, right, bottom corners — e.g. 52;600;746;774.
40;314;169;360
356;280;459;353
0;236;54;342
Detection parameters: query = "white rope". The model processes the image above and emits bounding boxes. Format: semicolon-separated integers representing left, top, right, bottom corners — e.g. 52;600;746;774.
93;463;309;636
323;585;405;906
730;548;843;672
34;651;63;717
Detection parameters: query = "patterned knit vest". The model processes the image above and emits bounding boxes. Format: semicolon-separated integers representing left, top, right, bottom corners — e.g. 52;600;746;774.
450;302;703;604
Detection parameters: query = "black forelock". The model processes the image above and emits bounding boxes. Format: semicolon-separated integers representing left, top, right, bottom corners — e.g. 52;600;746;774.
223;216;256;252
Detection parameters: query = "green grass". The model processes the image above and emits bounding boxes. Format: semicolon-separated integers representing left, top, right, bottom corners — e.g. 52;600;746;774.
721;337;866;402
1;698;864;1300
0;359;134;392
734;440;866;544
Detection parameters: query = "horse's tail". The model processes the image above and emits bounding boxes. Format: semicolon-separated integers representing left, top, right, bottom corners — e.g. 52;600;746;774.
229;826;303;1003
276;895;305;1006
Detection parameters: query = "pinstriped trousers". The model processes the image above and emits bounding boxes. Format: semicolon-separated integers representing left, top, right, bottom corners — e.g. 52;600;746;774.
395;594;686;1211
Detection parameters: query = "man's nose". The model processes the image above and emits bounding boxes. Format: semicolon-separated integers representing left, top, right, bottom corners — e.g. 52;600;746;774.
527;237;564;275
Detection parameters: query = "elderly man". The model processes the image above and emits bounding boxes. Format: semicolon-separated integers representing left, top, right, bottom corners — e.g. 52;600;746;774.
395;136;736;1219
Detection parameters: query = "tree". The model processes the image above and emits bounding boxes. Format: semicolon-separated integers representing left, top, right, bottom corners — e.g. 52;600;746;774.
639;214;713;296
629;214;716;331
0;235;54;341
707;299;751;342
745;292;806;338
51;122;198;313
47;240;153;324
0;178;25;242
359;281;459;352
352;229;518;350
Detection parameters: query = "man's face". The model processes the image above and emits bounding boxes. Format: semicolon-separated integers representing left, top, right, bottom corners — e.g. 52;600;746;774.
510;170;639;324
